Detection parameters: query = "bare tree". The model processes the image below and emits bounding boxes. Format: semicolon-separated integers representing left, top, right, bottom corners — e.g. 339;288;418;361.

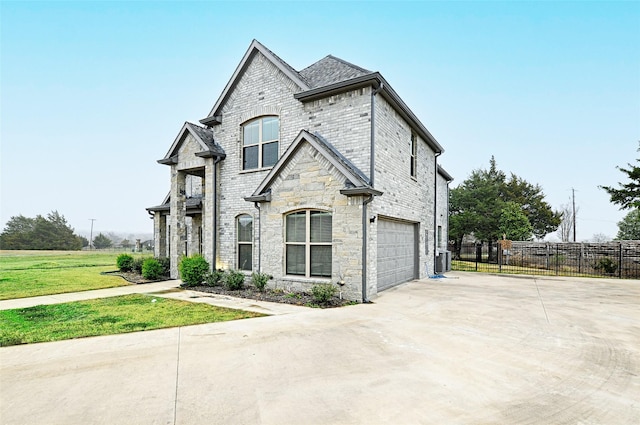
557;202;579;242
590;233;611;243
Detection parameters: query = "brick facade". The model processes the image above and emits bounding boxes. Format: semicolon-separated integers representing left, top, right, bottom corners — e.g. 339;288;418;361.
149;40;451;300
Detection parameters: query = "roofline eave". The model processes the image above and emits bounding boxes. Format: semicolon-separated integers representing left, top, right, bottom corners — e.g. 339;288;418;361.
157;156;178;165
195;151;227;159
339;187;383;197
295;73;444;155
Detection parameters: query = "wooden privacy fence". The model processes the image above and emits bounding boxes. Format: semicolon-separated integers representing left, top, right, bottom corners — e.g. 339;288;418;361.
450;241;640;279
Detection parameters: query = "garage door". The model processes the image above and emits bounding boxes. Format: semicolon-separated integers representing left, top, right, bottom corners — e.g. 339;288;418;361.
377;218;418;292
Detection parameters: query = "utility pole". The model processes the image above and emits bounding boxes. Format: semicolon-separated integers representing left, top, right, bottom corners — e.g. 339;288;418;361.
89;219;96;250
571;188;576;242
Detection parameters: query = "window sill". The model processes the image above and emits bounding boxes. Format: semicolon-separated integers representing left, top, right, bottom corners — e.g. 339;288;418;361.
239;167;274;175
281;275;332;284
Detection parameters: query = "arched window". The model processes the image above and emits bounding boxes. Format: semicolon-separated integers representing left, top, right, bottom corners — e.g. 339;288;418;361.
242;116;279;170
285;210;332;278
237;214;253;271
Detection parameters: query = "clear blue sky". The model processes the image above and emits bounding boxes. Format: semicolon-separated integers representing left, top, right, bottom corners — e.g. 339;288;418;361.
2;0;639;241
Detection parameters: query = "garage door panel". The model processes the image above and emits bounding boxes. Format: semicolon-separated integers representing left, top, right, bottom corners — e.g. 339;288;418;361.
377;219;417;292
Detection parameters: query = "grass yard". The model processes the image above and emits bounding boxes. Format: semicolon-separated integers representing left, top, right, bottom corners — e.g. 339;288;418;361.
0;294;264;346
0;250;148;300
452;260;597;278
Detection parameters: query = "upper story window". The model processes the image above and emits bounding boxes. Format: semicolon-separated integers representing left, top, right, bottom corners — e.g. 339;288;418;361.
237;214;253;271
242;116;279;170
285;210;332;278
410;132;417;178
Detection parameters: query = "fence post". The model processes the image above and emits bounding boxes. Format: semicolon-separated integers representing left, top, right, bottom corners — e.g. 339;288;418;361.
546;243;550;270
579;243;582;274
498;241;502;272
475;244;482;271
619;242;623;279
555;244;559;275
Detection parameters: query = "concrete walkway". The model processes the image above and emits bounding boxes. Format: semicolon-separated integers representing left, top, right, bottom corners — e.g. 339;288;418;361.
1;272;639;424
0;280;310;315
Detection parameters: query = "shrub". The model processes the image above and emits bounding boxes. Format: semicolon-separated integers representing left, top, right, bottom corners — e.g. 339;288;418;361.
204;269;225;287
178;255;210;287
142;258;163;280
594;257;618;274
116;254;134;272
156;257;170;276
224;270;245;290
132;257;146;274
311;283;337;304
251;272;272;292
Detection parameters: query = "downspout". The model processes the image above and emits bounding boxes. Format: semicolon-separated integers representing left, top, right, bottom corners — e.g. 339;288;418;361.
433;152;441;273
362;83;384;303
212;156;222;270
362;194;374;303
253;202;261;272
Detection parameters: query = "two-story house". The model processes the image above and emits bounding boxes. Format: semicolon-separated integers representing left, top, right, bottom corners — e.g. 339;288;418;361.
147;40;452;302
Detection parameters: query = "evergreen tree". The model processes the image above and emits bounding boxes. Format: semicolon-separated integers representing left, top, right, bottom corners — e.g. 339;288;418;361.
616;209;640;240
449;157;560;255
0;215;36;249
93;233;113;249
499;201;534;241
0;211;82;250
600;143;640;209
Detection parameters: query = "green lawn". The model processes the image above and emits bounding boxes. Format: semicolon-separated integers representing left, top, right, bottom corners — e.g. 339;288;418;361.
0;250;147;300
0;294;265;346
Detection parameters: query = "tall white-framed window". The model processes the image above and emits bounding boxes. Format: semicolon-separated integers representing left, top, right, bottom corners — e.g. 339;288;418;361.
242;116;279;170
285;210;332;278
410;132;417;178
237;214;253;271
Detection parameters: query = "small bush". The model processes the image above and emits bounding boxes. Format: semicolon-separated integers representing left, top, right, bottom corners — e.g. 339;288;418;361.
311;283;337;304
178;255;210;287
142;258;163;280
204;269;225;287
132;257;145;274
594;257;618;274
251;272;272;292
156;257;170;277
224;270;245;290
116;254;134;272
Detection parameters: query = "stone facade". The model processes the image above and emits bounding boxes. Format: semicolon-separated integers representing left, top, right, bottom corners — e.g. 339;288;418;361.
148;40;451;301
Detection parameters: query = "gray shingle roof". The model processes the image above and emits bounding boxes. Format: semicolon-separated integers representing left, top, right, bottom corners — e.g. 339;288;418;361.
146;196;203;212
185;122;225;156
299;55;372;89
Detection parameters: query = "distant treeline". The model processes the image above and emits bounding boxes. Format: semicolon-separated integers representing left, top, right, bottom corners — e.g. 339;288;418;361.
0;211;85;250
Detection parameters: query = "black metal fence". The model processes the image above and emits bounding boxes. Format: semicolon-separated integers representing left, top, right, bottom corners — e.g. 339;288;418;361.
449;241;640;279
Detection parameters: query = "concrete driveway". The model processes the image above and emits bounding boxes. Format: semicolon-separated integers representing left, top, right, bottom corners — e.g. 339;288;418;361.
1;272;638;424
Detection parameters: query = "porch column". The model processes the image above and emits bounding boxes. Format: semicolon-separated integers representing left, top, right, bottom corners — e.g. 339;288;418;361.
170;168;187;279
203;158;216;270
191;215;202;256
153;213;167;258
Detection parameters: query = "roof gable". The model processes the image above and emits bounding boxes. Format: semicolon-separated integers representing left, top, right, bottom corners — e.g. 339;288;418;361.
159;122;225;164
246;130;381;202
201;40;310;126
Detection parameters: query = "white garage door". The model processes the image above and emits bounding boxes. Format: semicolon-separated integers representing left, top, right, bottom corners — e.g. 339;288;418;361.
377;219;418;292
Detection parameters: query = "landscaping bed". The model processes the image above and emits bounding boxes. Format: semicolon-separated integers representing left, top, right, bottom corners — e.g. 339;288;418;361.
185;284;357;308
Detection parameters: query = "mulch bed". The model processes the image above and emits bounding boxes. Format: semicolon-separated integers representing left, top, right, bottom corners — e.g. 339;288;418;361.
101;270;167;285
186;284;356;308
102;271;355;308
